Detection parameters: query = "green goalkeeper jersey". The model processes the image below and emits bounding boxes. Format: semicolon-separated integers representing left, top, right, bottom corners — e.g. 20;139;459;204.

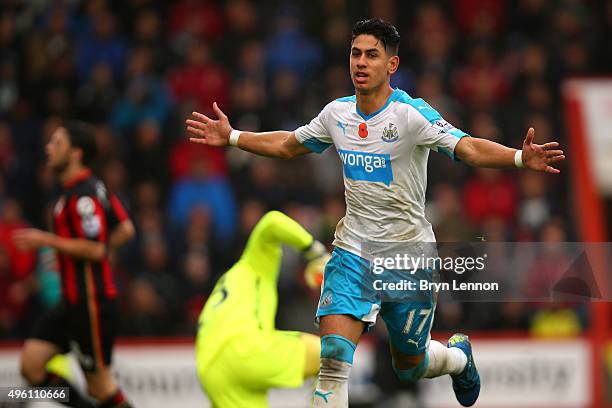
196;211;314;371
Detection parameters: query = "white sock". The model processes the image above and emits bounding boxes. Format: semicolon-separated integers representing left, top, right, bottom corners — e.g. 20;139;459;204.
313;358;351;407
424;340;467;378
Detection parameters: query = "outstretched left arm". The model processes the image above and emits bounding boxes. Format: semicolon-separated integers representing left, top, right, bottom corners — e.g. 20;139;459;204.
455;128;565;174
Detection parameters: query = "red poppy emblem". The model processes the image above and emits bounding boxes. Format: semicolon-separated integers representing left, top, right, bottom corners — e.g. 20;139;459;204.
358;123;368;139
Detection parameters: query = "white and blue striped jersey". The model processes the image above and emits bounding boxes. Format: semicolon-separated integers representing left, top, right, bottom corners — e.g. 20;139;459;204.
294;88;467;255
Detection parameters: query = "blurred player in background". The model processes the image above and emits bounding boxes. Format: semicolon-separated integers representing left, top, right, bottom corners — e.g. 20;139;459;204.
187;18;565;408
13;122;135;408
195;210;329;407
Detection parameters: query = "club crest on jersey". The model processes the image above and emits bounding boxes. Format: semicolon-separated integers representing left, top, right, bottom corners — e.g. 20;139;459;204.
382;123;399;143
76;196;95;216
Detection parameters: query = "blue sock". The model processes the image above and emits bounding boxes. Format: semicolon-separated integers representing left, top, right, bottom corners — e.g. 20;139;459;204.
320;334;356;363
314;335;356;406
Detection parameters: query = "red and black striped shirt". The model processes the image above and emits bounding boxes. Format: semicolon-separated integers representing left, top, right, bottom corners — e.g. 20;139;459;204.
52;169;128;305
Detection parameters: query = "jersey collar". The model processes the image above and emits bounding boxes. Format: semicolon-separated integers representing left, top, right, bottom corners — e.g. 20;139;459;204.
356;88;400;121
63;168;91;189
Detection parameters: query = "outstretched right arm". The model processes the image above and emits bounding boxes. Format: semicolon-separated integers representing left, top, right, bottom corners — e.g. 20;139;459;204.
185;102;311;159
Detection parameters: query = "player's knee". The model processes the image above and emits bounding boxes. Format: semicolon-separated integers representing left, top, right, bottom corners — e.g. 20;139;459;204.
392;353;428;383
20;348;47;385
20;359;45;385
320;334;356;364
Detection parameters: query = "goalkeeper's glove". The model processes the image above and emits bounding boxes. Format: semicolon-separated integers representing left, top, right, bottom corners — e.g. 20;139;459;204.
303;240;330;289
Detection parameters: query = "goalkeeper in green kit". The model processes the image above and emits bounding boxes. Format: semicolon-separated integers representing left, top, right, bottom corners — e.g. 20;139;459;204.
195;211;330;407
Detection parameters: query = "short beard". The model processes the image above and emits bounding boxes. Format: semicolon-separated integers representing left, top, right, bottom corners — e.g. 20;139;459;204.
49;158;69;176
355;84;377;96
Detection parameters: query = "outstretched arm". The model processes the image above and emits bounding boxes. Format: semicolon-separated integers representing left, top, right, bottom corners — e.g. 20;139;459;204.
455;128;565;173
185;102;311;159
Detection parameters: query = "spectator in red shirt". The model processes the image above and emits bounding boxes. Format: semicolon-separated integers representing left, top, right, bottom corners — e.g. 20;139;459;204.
463;168;518;227
453;43;510;110
168;41;229;116
168;0;224;44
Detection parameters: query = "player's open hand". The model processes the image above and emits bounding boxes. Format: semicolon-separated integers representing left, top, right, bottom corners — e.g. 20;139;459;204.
13;228;50;251
521;127;565;174
186;102;232;147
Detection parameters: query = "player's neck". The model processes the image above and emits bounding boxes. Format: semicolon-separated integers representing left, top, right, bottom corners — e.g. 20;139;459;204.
355;85;394;116
59;163;88;187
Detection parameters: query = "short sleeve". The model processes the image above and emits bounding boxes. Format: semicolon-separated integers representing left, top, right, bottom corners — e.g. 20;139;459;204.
106;194;129;230
294;103;334;154
412;99;468;161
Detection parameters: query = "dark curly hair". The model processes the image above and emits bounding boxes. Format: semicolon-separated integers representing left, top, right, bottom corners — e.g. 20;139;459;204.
63;121;98;167
351;18;400;55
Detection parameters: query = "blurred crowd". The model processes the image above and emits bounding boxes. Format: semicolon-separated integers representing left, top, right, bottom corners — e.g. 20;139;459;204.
0;0;609;341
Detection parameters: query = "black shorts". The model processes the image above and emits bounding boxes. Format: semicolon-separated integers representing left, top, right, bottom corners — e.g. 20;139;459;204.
30;299;119;372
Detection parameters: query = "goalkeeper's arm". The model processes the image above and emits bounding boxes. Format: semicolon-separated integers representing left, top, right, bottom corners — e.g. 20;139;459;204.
246;211;314;251
241;211;329;286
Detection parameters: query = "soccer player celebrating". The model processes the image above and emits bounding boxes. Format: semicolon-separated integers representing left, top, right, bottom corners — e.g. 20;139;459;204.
186;18;564;407
13;122;135;408
195;210;329;407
